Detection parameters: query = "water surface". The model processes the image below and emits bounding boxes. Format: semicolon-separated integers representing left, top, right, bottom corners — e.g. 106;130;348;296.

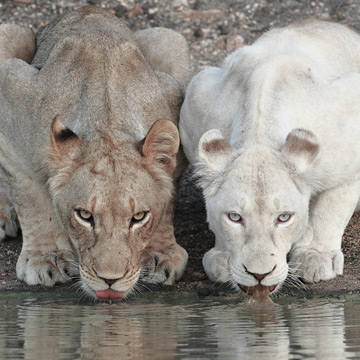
1;294;360;359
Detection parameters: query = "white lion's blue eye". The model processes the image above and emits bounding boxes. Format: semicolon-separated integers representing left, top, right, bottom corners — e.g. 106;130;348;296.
277;213;292;223
228;212;242;223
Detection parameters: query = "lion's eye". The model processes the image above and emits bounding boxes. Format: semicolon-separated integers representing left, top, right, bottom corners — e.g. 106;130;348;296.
228;212;242;223
277;213;292;223
75;209;94;226
131;211;149;225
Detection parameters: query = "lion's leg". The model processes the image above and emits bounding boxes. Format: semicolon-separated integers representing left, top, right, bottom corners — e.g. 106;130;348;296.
140;200;188;285
0;166;19;240
290;180;360;283
12;176;76;286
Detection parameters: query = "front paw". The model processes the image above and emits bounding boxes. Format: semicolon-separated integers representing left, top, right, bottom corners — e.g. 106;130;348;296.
140;244;188;285
290;248;344;283
16;249;77;286
203;248;234;285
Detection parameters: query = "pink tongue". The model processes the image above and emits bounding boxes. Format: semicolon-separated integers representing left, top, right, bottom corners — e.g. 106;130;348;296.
95;289;125;299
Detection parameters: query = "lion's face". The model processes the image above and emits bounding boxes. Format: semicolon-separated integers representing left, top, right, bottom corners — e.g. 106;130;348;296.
48;117;178;299
197;128;319;294
206;157;310;292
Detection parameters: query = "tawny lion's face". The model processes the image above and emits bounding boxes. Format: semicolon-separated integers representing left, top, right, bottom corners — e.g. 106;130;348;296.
48;117;179;300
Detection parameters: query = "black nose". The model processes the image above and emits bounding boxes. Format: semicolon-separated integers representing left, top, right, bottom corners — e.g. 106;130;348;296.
244;265;276;282
100;277;119;286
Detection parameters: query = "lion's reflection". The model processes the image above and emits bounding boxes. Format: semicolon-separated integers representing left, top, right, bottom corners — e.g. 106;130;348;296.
0;298;359;359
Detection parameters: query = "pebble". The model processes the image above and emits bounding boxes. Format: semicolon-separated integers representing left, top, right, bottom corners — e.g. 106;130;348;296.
126;5;143;19
113;4;128;17
172;0;189;9
197;287;212;297
12;0;32;4
226;34;245;52
181;9;224;20
193;28;204;38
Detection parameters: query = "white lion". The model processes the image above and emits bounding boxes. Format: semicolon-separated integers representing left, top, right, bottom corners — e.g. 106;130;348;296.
180;21;360;296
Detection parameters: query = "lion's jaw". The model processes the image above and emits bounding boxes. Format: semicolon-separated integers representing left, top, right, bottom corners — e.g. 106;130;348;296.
202;149;311;294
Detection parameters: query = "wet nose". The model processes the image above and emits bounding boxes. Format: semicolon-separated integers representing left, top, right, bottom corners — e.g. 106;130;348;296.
100;277;120;286
244;265;276;282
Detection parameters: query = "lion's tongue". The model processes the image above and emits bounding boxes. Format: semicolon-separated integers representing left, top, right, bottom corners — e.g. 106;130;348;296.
240;284;276;296
95;289;125;299
252;284;270;299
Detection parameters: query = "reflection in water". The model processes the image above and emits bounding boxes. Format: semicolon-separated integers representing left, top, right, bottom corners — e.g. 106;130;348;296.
0;295;360;359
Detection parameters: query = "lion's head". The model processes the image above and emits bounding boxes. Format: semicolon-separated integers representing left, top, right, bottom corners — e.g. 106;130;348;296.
47;116;179;299
196;128;319;295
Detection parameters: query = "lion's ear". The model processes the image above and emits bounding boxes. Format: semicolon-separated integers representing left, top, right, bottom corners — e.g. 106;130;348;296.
50;116;82;161
196;129;236;187
135;28;189;88
281;128;319;173
142;119;180;175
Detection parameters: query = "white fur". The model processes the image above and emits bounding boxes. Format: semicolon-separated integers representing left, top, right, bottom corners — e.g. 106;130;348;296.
180;21;360;290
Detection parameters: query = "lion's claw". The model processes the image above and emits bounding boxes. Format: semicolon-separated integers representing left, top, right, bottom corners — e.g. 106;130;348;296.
16;250;77;286
290;248;344;283
140;245;188;285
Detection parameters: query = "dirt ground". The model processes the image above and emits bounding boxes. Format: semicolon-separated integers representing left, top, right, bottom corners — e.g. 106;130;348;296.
0;0;360;299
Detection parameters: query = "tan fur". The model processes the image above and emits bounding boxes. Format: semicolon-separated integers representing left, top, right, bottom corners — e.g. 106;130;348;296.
0;6;188;298
0;24;35;63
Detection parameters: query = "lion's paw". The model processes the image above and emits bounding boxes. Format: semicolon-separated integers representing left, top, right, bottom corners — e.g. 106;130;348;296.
290;248;344;283
16;250;77;286
0;200;19;241
203;248;233;284
140;244;188;285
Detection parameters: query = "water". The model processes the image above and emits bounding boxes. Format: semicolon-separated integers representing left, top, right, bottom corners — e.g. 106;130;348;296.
1;294;360;360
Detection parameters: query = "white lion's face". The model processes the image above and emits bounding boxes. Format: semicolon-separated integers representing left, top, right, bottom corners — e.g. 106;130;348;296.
205;159;310;292
196;128;319;295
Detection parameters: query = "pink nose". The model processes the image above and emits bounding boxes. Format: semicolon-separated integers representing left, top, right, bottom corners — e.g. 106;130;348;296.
252;272;269;281
244;265;276;282
100;277;120;286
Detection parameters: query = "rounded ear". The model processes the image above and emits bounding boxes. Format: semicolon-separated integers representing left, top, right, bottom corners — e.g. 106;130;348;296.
135;28;189;88
142;119;180;175
196;129;236;187
0;24;35;63
281;128;319;172
50;116;82;162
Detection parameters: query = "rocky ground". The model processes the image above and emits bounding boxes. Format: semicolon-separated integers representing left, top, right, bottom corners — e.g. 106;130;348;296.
0;0;360;300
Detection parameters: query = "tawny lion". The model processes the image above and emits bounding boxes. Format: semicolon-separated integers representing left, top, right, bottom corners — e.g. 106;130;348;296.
0;6;189;300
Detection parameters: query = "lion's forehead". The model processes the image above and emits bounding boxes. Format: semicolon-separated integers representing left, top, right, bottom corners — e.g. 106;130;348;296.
67;155;158;209
219;164;299;212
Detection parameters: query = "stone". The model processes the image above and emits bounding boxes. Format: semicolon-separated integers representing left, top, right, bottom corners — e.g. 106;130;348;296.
181;9;224;20
126;5;144;19
226;34;245;52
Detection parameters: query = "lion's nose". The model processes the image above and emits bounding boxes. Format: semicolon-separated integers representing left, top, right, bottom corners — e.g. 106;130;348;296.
244;265;276;282
100;277;120;286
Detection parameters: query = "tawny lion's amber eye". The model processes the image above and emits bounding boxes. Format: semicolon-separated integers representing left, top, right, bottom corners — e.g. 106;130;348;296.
79;210;92;220
75;209;94;226
228;212;242;223
278;213;292;223
133;212;146;221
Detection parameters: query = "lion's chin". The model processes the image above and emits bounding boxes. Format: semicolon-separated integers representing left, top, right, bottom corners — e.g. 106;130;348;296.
95;289;125;300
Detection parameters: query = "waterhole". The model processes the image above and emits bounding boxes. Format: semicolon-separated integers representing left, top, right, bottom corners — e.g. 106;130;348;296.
0;294;360;359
